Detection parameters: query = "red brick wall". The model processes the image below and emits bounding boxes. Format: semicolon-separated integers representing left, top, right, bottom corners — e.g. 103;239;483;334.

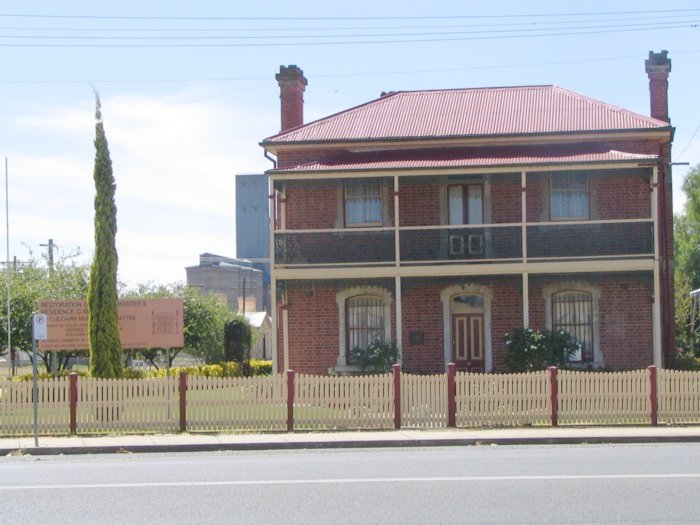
599;280;653;369
491;179;522;223
526;176;546;222
284;185;338;229
277;274;653;373
592;175;651;219
528;274;653;369
401;284;445;373
285;286;339;374
400;183;441;226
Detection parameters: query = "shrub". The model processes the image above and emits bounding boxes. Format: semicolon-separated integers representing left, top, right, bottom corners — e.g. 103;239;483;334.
10;360;273;381
224;316;252;375
504;328;579;372
674;349;700;370
349;339;400;373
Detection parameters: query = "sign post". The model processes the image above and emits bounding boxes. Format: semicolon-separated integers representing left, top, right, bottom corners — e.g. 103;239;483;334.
31;313;48;447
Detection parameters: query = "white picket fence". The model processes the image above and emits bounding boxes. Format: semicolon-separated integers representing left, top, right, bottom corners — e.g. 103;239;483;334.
558;370;650;425
456;371;550;427
658;369;700;424
0;377;70;435
187;375;287;431
3;368;700;436
77;377;179;433
295;373;394;430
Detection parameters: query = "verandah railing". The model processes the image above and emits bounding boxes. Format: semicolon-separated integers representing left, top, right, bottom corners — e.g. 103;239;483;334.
2;365;700;436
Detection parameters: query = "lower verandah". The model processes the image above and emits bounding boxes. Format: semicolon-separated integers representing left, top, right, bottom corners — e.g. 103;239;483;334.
275;272;654;374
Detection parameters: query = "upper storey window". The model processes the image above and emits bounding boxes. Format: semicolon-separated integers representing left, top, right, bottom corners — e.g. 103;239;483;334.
345;179;383;226
448;184;483;225
550;173;589;220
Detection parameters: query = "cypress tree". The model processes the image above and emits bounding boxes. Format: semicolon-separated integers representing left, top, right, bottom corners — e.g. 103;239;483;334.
88;94;123;378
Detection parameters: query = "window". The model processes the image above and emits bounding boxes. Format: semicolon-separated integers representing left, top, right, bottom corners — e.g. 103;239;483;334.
448;184;483;225
345;179;382;226
552;291;594;362
336;287;392;370
346;296;386;358
550;173;588;220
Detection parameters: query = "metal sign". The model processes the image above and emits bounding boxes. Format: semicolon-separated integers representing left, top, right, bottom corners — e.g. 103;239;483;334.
32;313;48;340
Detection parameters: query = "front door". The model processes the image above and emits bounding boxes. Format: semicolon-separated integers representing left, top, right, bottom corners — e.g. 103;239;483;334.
452;313;485;372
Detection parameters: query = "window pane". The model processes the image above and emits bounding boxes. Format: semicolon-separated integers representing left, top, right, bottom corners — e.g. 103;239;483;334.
467;185;483;224
448;185;464;225
552;291;593;362
551;173;588;219
346;180;382;225
347;296;385;358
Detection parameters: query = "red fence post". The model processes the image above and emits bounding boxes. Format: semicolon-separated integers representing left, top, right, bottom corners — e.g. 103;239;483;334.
648;365;658;426
447;363;456;428
287;370;295;432
179;371;187;433
393;363;401;429
69;373;78;435
548;366;558;427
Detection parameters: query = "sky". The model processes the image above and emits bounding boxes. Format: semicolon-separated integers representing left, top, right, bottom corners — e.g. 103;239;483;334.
0;1;698;287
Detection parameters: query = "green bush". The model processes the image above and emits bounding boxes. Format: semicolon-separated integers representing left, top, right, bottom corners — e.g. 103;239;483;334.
504;328;579;372
9;360;274;381
674;349;700;370
349;339;400;373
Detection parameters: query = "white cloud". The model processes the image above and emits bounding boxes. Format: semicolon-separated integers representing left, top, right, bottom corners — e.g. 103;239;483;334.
4;87;276;286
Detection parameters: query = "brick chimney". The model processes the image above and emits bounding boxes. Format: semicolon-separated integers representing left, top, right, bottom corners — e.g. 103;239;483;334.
276;65;307;132
645;50;671;124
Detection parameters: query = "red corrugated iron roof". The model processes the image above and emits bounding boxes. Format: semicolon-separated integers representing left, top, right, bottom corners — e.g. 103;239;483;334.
263;85;668;145
270;145;658;173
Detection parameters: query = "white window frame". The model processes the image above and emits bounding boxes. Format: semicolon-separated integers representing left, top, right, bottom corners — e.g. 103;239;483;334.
336;286;392;371
550;172;589;221
543;281;602;366
344;179;383;227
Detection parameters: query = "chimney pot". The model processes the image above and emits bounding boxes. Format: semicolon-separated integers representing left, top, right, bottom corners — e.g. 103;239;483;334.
276;65;308;132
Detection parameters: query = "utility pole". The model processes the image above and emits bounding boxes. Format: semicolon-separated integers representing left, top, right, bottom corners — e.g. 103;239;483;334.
40;239;58;372
40;238;56;273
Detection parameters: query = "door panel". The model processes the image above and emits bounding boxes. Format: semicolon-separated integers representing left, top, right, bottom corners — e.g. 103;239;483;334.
452;313;485;372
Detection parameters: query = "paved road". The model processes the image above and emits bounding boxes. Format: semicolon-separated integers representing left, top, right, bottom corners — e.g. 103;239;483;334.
2;444;700;524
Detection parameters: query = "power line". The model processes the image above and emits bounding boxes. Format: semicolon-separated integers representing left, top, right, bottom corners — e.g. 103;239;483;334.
0;22;695;47
0;50;698;85
0;8;698;21
0;12;695;32
2;19;695;41
677;125;700;162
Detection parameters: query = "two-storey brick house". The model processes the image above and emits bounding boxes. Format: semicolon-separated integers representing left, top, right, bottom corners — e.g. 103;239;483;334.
261;51;674;375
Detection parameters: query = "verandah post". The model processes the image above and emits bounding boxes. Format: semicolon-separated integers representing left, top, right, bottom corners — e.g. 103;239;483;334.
287;370;295;432
648;365;658;426
447;363;456;428
393;363;401;429
548;366;558;427
69;372;78;435
179;371;187;433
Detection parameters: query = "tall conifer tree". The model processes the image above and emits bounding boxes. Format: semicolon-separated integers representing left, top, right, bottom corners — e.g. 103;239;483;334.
88;94;123;378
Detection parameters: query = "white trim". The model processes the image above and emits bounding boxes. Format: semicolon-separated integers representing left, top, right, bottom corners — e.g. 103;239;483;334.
542;281;602;366
266;161;657;180
335;286;393;371
440;284;494;372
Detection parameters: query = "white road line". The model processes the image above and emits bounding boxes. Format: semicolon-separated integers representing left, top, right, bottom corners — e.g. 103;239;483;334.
2;473;700;491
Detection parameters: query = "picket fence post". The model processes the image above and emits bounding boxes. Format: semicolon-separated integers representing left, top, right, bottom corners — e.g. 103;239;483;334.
648;365;658;426
393;364;401;429
179;371;188;433
69;373;78;435
287;370;295;432
548;366;559;427
447;363;456;428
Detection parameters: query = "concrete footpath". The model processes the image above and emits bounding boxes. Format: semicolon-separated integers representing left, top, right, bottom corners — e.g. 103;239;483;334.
3;426;700;456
